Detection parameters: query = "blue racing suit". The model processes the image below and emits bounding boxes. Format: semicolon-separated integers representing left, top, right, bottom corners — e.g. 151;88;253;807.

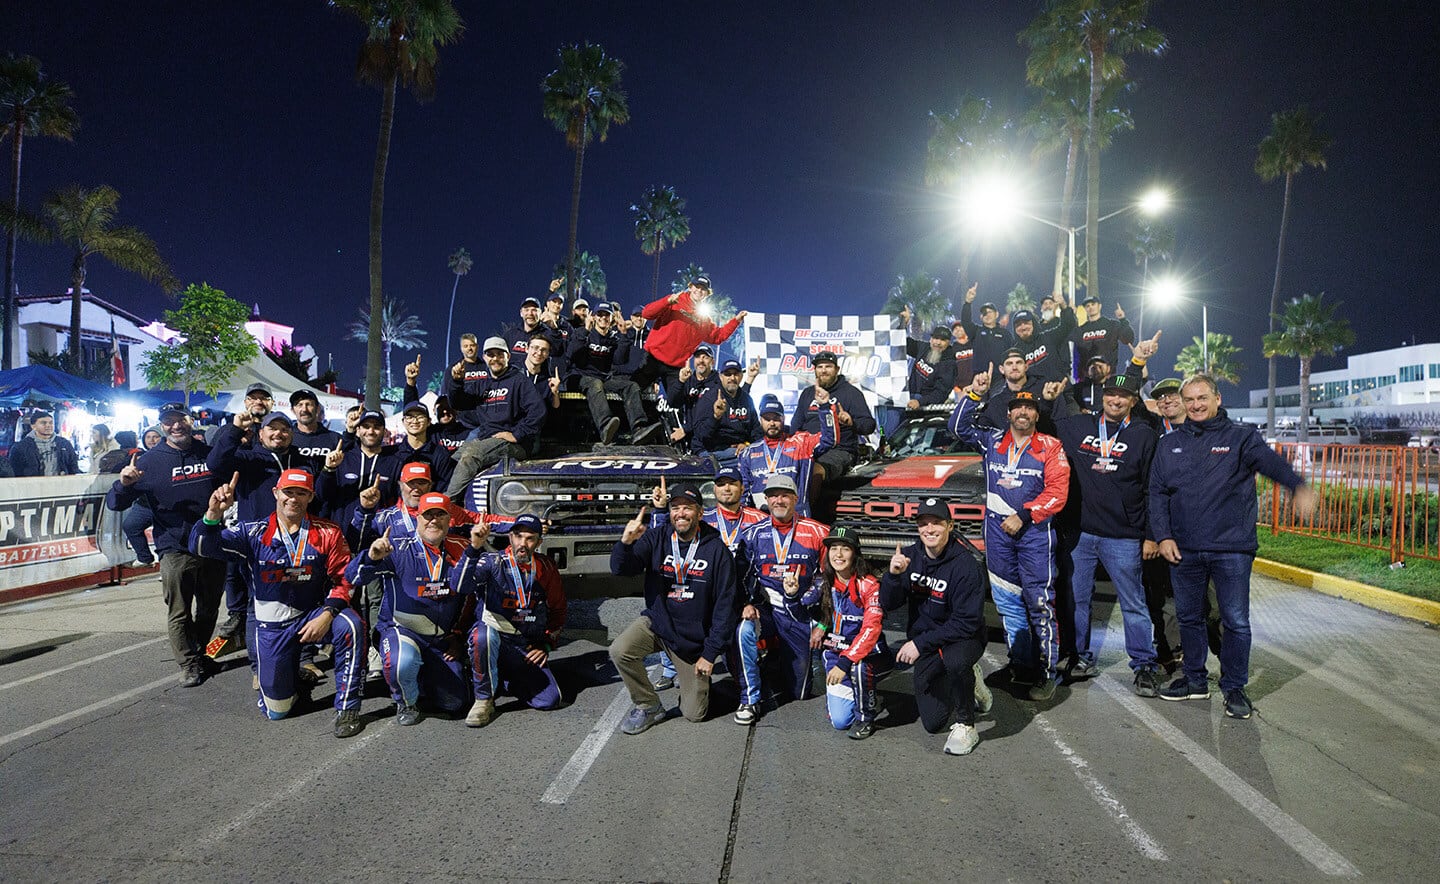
732;516;830;705
801;573;888;729
468;549;567;710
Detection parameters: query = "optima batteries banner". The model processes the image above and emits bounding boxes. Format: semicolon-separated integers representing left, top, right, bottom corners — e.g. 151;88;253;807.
741;313;909;418
0;474;123;592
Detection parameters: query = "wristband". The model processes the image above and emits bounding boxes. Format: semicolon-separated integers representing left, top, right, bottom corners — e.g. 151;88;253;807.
202;516;221;526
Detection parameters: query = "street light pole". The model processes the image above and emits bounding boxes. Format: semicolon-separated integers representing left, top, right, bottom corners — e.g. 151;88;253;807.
1202;302;1209;375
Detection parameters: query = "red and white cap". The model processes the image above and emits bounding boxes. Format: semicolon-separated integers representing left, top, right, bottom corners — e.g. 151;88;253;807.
401;462;432;482
417;492;451;515
276;470;314;492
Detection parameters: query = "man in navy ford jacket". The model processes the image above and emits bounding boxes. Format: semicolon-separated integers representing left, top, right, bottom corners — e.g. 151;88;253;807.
1149;375;1316;720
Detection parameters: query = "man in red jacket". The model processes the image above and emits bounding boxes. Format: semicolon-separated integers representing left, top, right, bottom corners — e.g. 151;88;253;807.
631;275;747;395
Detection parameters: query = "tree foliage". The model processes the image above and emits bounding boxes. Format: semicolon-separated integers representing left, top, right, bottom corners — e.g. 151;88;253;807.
1174;332;1243;385
347;296;427;389
141;283;259;404
552;250;607;300
1263;293;1354;442
671;262;709;293
881;273;948;333
631;185;690;298
1006;282;1035;315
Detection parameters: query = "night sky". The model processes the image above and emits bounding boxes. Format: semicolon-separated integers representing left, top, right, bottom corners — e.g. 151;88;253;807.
5;1;1437;395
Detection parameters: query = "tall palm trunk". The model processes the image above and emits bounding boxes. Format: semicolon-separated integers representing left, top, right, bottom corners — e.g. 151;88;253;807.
565;108;588;303
1297;355;1312;444
384;342;393;390
3;125;22;370
445;271;461;367
650;242;661;299
1084;40;1104;304
1052;134;1080;298
365;68;398;410
68;255;86;369
1264;171;1295;433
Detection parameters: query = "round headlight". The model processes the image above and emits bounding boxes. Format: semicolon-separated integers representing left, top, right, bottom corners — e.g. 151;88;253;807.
495;480;531;515
700;480;716;506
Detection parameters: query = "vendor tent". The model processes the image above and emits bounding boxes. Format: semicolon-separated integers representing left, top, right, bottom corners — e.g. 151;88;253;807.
209;352;359;417
0;364;117;407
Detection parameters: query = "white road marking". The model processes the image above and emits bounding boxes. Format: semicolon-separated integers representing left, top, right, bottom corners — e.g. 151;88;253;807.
1096;676;1360;878
0;637;168;692
541;668;653;805
184;722;391;856
1032;712;1170;861
0;673;174;748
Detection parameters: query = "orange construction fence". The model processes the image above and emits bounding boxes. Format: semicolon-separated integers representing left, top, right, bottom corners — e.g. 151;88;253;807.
1263;443;1440;564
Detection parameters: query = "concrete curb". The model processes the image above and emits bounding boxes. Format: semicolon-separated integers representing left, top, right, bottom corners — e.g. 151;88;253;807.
1254;557;1440;626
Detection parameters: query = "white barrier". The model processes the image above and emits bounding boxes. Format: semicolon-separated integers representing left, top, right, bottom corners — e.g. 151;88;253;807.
0;474;130;594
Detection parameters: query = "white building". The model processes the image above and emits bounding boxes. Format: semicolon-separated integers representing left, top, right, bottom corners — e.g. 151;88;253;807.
12;291;173;390
1241;342;1440;433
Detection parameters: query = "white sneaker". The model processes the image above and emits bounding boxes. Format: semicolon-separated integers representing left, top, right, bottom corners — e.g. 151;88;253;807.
973;663;993;714
944;722;979;756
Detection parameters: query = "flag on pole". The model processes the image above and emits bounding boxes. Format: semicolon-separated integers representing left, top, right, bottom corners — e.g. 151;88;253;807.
110;317;126;387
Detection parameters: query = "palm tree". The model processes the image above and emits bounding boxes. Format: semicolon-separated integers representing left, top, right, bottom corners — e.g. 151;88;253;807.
672;262;708;293
550;250;607;302
1023;72;1132;299
631;185;690;298
1128;217;1174;337
1263;293;1354;443
1022;0;1166;305
1174;333;1243;386
1256;106;1330;433
332;0;463;410
12;186;174;372
444;245;471;366
542;43;629;303
347;296;428;390
925;95;1011;288
881;273;947;334
1006;282;1035;316
1;54;78;370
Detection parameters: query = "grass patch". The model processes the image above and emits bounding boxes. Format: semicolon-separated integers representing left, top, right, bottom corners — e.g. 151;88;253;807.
1256;529;1440;602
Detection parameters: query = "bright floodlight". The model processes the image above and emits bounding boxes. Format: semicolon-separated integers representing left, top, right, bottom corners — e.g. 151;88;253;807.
1149;276;1185;306
958;173;1023;230
696;300;716;320
1139;188;1171;215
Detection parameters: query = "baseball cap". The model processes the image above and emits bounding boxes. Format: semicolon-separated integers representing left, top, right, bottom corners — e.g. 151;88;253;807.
276;469;314;492
482;336;508;353
245;383;272;399
930;326;952;340
357;409;387;426
1008;390;1041;411
916;497;951;521
401;401;429;417
720;359;743;374
693;345;713;357
1010;310;1037;327
521;296;541;309
1000;347;1026;363
1086;355;1110;366
400;462;432;483
669;482;704;508
763;474;798;495
260;411;294;429
631;306;644;317
1104;373;1143;399
593;302;612;315
978;301;998;313
714;466;743;484
1151;377;1183;397
158;402;188;421
822;525;861;550
758;394;785;417
573;297;590;309
547;290;564;302
693;275;711;289
417;492;451;515
510;514;544;535
1080;295;1101;306
289;389;319;406
812;351;838;366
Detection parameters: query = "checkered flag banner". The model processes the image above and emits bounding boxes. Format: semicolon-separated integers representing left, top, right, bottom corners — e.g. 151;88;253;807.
741;313;908;416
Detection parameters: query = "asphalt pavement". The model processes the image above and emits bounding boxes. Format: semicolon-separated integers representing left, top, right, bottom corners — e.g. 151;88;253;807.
1;568;1437;882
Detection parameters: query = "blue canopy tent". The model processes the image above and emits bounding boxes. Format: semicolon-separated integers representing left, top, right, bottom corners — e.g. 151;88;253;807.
0;364;118;408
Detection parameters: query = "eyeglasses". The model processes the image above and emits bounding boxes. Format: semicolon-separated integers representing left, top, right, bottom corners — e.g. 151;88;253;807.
1156;392;1181;402
402;414;428;422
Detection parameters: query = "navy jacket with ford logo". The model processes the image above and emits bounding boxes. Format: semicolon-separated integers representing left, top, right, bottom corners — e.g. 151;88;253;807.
453;364;546;446
105;439;218;557
879;535;985;653
611;521;740;664
1055;411;1158;540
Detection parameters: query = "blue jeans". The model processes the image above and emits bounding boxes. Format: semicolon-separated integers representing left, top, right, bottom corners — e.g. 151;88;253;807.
1171;550;1253;692
1070;533;1156;670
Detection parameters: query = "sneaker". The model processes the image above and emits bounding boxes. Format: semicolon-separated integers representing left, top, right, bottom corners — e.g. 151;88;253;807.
600;416;622;444
1159;676;1211;702
972;663;993;714
1223;688;1253;719
333;709;363;739
620;704;666;735
733;703;759;726
1027;677;1058;702
216;613;245;639
465;699;495;728
129;559;156;569
652;674;676;691
997;663;1037;687
848;719;875;740
1133;668;1160;698
251;673;260;691
632;422;663;444
179;663;204;688
299;661;325;684
943;722;979;756
395;703;421;726
1069;657;1098;681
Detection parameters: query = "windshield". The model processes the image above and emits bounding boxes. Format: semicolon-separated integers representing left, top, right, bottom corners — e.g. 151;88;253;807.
886;417;963;457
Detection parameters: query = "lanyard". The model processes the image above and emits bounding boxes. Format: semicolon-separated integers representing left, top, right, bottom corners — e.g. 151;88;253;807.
419;539;447;582
770;522;795;568
713;507;743;549
1005;436;1031;473
398;503;416;535
669;531;701;585
505;548;534;610
359;452;376;489
1163;417;1174;435
1097;416;1130;457
762;439;783;475
275;517;310;567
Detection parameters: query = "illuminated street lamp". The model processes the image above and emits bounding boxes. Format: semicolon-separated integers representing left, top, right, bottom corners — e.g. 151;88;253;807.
960;178;1172;305
1149;276;1208;373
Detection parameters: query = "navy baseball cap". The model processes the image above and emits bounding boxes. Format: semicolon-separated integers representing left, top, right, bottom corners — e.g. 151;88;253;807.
916;497;952;521
357;409;387;425
720;359;743;374
510;514;544;535
693;345;714;357
812;351;838;366
1010;310;1037;327
1000;347;1026;362
978;302;998;313
715;466;743;484
521;296;541;309
245;382;272;398
930;326;952;340
289;389;319;406
630;306;644;317
1080;295;1101;306
158;402;189;420
758;394;785;417
260;411;294;429
593;302;612;316
669;482;705;508
693;275;711;289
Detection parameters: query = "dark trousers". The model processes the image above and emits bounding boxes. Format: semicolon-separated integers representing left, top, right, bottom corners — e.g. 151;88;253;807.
224;559;248;620
160;551;225;668
1172;551;1253;692
913;636;986;731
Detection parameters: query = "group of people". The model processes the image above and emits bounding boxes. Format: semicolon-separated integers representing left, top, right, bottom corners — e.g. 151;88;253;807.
2;411;134;478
